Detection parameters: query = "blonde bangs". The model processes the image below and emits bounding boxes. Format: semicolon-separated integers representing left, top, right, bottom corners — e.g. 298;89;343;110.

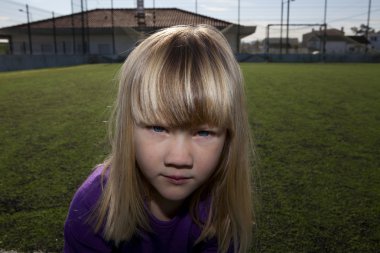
126;26;236;129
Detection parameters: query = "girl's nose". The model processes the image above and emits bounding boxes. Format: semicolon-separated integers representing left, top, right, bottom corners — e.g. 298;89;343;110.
164;135;193;169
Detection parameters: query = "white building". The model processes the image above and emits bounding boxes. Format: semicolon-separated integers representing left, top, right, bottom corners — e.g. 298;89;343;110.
302;29;368;54
368;32;380;52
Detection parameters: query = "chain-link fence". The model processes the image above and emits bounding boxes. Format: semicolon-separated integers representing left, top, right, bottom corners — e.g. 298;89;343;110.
1;0;63;54
0;0;379;56
1;0;58;28
0;0;93;55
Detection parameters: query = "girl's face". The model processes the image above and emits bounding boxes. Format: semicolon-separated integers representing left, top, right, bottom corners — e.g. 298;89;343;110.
134;123;226;218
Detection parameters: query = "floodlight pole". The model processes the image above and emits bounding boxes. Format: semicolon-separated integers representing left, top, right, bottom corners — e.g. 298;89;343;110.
280;0;284;55
71;0;76;54
237;0;240;53
52;12;57;54
111;0;116;55
26;5;33;54
365;0;372;53
80;0;86;54
266;24;271;54
195;0;198;24
323;0;327;27
153;0;156;27
322;0;327;60
365;0;372;39
20;5;33;54
285;0;294;54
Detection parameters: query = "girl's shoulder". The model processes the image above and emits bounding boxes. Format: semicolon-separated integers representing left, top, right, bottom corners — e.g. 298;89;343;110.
71;164;107;209
66;164;108;225
64;164;112;252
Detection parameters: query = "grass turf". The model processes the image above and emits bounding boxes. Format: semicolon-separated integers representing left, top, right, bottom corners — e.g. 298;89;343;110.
0;63;379;252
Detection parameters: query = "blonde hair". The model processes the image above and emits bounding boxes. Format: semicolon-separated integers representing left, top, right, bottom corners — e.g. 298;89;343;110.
96;25;254;253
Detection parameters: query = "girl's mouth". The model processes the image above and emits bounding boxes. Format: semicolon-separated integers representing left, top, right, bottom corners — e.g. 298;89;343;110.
164;175;191;185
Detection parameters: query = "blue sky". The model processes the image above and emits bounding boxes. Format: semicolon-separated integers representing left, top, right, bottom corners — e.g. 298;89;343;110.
1;0;379;41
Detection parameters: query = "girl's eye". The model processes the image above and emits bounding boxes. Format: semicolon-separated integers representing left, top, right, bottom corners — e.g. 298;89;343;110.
151;126;166;133
197;130;211;137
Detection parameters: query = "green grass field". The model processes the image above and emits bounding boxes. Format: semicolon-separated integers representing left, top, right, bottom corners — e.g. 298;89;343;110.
0;63;379;252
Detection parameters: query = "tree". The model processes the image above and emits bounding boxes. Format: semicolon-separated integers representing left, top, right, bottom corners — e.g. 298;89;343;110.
351;24;375;36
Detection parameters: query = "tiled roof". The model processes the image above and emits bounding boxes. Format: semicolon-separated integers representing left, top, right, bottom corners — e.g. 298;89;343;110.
304;28;345;37
309;35;346;42
311;35;363;44
347;36;370;44
3;8;232;30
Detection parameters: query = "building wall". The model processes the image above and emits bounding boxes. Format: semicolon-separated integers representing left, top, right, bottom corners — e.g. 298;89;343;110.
11;34;30;54
31;35;55;54
4;26;243;55
114;30;143;55
6;29;142;56
56;37;75;54
326;41;347;54
306;32;375;54
9;33;75;55
369;33;380;51
88;34;114;55
346;43;367;54
307;39;364;54
220;31;238;53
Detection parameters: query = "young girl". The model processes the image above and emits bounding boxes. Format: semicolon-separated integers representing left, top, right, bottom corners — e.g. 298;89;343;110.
64;25;254;253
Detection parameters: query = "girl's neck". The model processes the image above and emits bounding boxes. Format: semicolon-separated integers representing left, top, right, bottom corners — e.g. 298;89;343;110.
149;194;186;221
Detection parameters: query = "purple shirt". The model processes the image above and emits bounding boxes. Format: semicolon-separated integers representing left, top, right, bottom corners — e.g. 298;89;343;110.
64;165;230;253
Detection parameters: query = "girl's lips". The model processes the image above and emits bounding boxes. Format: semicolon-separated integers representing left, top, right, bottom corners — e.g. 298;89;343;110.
166;175;188;180
163;175;191;185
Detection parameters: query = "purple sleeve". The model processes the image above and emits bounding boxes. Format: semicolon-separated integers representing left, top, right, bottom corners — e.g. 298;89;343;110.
64;166;112;253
